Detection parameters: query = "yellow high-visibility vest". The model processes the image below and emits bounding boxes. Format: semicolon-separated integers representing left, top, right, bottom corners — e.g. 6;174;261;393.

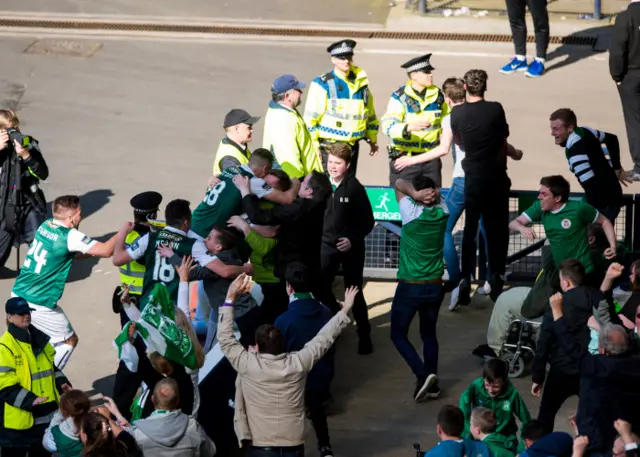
304;67;378;148
119;229;147;295
212;138;251;176
381;82;450;155
0;331;59;430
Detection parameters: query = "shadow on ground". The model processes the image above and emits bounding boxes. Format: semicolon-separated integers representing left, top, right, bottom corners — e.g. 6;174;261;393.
67;231;116;283
85;373;116;399
46;189;114;220
546;25;612;73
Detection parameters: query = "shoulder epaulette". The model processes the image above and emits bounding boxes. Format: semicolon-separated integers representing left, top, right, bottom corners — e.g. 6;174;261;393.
320;72;334;82
393;86;406;98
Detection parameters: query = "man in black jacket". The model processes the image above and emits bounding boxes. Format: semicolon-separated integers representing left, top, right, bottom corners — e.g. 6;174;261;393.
549;289;640;454
235;170;332;307
531;259;600;432
0;110;48;270
318;144;375;355
610;1;640;179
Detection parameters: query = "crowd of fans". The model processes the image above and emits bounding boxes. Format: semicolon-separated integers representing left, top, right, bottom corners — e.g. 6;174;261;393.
0;37;639;457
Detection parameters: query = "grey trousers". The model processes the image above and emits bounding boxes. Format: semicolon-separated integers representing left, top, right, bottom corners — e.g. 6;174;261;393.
487;286;532;352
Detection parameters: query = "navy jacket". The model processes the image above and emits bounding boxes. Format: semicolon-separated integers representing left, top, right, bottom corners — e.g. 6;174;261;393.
520;432;573;457
274;297;334;391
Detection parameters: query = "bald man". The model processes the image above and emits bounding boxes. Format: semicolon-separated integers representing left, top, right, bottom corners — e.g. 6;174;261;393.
131;378;216;456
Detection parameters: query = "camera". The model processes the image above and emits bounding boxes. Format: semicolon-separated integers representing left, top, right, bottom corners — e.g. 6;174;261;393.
6;128;28;147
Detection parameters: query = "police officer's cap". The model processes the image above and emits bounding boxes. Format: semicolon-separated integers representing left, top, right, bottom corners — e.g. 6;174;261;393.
223;109;261;129
130;191;163;215
6;297;32;315
401;53;435;73
327;39;357;58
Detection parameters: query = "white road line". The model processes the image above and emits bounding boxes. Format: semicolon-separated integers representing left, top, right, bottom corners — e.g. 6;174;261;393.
362;48;513;58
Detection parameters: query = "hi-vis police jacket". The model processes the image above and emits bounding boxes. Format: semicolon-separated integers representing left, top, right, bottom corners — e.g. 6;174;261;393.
119;225;149;295
303;67;379;148
381;82;450;156
0;324;66;447
263;101;323;179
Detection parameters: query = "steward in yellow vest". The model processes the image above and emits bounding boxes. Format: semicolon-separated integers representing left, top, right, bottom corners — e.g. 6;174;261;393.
0;297;70;453
112;191;162;327
381;53;450;187
304;39;379;175
212;109;261;176
263;75;323;179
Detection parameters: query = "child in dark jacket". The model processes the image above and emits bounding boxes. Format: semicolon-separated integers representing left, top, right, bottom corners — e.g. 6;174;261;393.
426;405;492;457
460;358;530;449
274;262;335;457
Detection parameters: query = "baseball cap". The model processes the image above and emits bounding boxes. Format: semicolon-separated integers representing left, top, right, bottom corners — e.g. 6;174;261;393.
223;109;261;129
271;75;306;96
6;297;32;315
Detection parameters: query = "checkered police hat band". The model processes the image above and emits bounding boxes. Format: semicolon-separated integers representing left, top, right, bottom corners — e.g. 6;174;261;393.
407;61;430;72
331;44;353;55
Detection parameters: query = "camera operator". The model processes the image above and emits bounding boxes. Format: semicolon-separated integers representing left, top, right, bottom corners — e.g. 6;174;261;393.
0;109;49;269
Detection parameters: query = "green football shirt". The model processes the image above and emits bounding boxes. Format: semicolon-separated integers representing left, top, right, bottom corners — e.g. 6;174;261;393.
127;226;215;305
397;198;449;281
190;165;273;239
523;199;598;273
12;219;97;307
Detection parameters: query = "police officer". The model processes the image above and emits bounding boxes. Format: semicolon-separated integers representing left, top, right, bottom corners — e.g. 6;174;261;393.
212;109;261;176
382;54;449;187
304;39;379;175
112;191;162;326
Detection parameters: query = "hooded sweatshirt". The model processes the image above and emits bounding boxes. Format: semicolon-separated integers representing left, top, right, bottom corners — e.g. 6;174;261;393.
274;294;334;391
132;410;216;457
426;438;492;457
482;432;517;457
460;378;531;440
519;432;574;457
43;410;83;457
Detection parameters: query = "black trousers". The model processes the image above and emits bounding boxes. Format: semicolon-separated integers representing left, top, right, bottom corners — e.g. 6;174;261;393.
388;158;442;187
320;141;360;176
538;370;580;432
317;242;370;336
0;208;43;269
306;388;331;449
505;0;550;59
1;444;49;457
461;176;511;285
112;336;146;421
618;77;640;173
259;281;290;324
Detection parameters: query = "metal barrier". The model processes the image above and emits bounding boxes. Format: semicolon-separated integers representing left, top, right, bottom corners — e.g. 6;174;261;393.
363;187;635;280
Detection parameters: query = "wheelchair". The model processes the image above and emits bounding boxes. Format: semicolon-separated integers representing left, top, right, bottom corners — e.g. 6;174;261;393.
414;443;425;457
498;317;542;378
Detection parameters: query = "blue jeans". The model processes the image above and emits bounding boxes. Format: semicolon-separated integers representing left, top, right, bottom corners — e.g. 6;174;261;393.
444;177;490;283
390;282;443;379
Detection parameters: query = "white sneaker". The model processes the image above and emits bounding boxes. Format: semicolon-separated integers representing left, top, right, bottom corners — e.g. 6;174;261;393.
449;286;460;311
477;281;492;296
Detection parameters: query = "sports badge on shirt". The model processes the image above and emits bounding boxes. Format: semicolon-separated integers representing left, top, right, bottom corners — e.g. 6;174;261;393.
561;219;571;229
81;236;93;244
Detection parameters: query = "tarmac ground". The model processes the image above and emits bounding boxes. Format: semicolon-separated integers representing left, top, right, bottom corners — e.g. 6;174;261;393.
0;2;632;455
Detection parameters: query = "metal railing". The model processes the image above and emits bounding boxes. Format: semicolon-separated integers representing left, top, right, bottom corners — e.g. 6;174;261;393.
363;187;635;280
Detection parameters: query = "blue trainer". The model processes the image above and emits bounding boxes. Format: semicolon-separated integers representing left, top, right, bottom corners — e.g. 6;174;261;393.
499;57;527;74
525;59;545;78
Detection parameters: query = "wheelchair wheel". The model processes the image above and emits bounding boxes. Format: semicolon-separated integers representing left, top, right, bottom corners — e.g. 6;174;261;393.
501;353;525;378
